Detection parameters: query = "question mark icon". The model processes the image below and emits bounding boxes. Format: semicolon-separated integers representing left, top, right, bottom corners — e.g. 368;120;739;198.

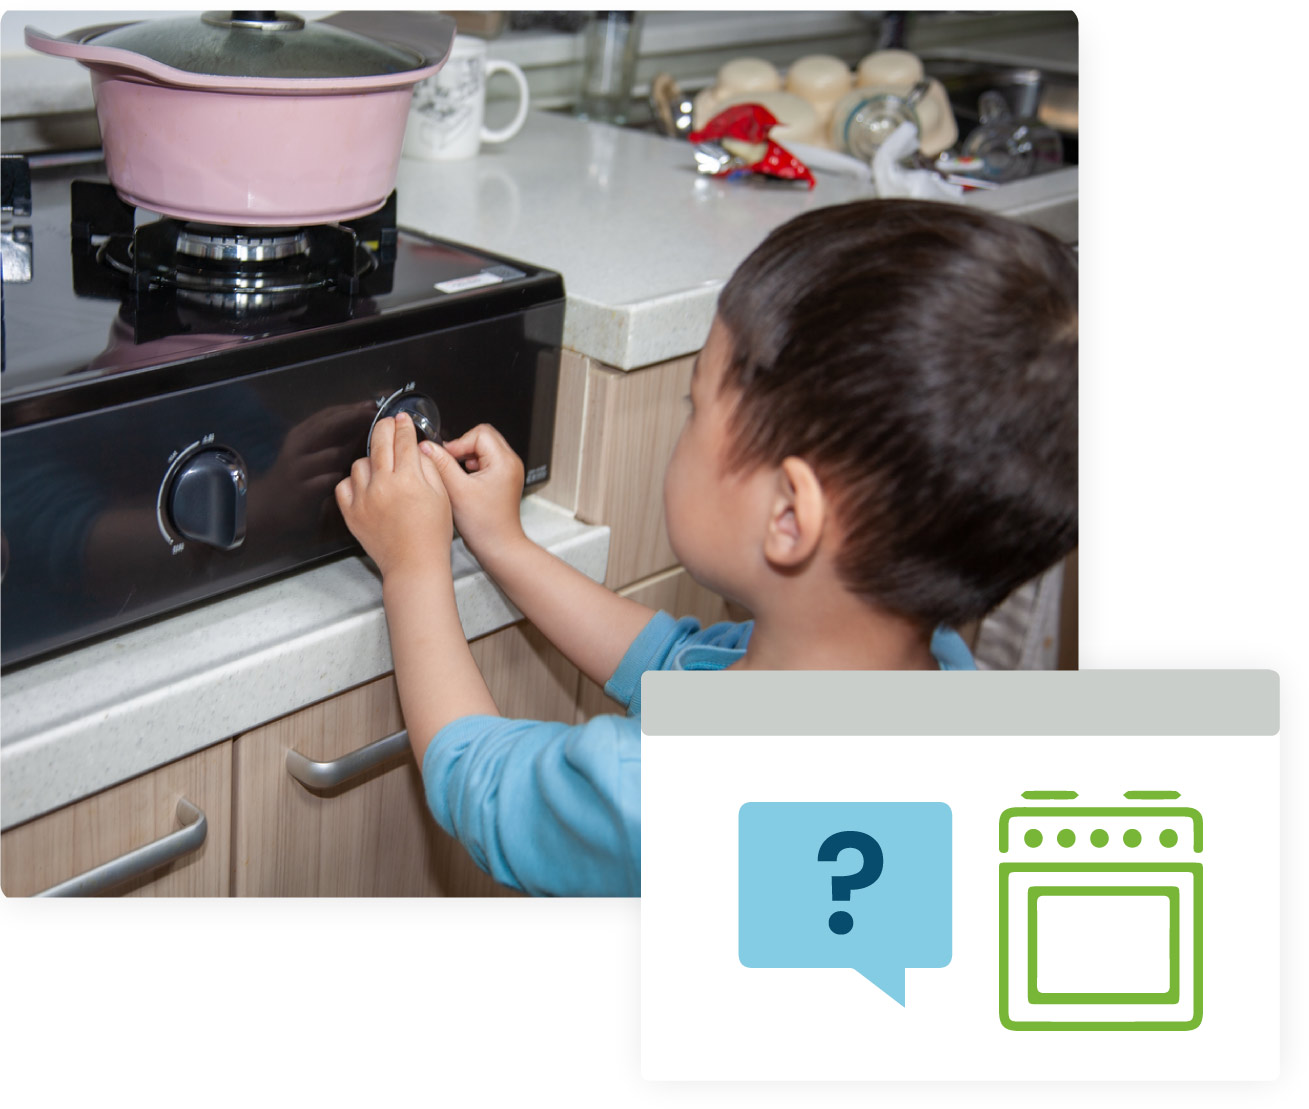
818;830;884;935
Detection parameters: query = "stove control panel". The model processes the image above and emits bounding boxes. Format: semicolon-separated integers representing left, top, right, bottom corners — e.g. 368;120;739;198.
162;446;248;551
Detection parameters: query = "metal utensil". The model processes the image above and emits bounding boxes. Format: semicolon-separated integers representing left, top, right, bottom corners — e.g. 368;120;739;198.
693;141;747;175
651;71;695;139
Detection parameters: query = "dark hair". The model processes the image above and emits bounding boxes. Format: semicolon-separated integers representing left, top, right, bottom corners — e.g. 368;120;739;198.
716;198;1077;627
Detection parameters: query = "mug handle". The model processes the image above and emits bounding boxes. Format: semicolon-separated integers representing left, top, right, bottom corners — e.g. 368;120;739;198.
480;59;531;144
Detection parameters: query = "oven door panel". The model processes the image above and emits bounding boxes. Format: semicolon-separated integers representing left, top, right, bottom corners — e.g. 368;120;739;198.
1000;862;1202;1030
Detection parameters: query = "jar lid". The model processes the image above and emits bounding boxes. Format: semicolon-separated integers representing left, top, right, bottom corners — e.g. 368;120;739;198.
88;11;425;80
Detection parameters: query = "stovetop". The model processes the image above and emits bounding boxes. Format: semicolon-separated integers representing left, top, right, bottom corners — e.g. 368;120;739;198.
1;154;560;428
0;153;565;668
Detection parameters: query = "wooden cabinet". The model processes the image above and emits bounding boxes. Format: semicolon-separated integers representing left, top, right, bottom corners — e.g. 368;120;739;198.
232;620;580;897
575;354;695;589
542;350;695;590
233;674;489;896
4;619;581;898
1;743;232;897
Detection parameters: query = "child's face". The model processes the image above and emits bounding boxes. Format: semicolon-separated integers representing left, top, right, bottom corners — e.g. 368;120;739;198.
663;317;774;603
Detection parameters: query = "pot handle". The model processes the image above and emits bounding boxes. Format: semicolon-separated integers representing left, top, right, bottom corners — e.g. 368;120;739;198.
26;18;452;91
25;23;191;85
318;10;456;71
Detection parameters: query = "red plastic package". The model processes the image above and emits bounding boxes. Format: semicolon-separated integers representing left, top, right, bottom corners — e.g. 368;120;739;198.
689;103;779;145
689;104;816;189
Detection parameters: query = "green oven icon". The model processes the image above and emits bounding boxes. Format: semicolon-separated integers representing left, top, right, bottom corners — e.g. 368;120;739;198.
998;790;1202;1031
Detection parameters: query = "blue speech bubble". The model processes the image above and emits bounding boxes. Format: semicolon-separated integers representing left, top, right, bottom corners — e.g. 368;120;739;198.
739;801;952;1005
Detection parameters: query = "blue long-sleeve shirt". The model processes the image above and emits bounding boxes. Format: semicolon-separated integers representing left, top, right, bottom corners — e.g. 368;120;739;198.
422;612;974;896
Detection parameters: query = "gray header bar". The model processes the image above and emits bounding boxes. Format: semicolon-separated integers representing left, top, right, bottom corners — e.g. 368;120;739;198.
641;670;1279;736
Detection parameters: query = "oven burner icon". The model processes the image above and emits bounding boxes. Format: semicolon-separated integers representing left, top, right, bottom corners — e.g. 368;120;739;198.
998;790;1202;1031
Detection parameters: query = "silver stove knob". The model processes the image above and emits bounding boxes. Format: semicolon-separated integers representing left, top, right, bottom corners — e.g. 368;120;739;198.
370;392;442;451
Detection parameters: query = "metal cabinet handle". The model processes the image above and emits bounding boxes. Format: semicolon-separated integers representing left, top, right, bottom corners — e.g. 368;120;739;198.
36;799;207;897
285;729;410;790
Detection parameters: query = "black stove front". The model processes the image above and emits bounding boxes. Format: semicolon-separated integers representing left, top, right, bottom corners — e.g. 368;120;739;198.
0;155;564;668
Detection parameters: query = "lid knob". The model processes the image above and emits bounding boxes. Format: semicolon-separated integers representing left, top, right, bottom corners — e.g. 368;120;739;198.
202;11;305;32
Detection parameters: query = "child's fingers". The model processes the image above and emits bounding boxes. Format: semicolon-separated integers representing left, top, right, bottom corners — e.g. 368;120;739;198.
334;475;354;511
421;439;467;489
391;411;418;469
417;448;445;493
438;425;482;457
442;423;509;467
370;415;396;472
349;456;372;489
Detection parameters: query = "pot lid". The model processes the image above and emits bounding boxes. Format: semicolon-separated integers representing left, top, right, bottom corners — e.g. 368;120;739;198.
86;10;426;79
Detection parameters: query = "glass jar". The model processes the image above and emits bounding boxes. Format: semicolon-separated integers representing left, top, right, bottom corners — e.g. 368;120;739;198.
959;91;1064;182
575;11;645;125
832;81;928;163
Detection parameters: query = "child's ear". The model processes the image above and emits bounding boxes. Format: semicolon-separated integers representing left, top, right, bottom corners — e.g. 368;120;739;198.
763;457;826;569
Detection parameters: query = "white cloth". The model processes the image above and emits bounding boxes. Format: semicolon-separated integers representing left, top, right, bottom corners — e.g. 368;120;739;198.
872;121;965;200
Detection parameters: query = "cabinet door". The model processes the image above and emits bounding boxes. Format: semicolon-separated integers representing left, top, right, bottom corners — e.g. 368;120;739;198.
233;622;580;897
571;355;696;590
535;349;589;514
1;742;232;897
233;674;504;897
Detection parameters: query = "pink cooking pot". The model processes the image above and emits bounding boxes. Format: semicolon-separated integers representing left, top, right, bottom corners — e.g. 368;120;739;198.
26;10;455;227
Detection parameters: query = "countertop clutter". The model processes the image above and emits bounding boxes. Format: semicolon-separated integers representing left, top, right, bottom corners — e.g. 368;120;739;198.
394;111;1077;371
1;37;1076;829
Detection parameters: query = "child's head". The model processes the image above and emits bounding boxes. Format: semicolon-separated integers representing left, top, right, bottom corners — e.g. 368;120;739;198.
664;198;1077;629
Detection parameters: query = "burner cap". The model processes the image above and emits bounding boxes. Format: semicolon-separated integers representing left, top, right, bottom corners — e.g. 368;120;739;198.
175;226;311;264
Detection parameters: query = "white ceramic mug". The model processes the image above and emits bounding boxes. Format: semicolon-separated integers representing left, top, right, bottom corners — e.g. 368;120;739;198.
403;35;530;161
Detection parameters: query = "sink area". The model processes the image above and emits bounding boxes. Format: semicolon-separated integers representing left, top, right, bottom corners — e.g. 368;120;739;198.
919;54;1078;165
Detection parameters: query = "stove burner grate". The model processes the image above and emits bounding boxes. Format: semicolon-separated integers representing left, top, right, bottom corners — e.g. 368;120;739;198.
70;179;398;325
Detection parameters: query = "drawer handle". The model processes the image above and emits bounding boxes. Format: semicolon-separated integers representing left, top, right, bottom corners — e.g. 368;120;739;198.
285;729;410;790
35;799;207;897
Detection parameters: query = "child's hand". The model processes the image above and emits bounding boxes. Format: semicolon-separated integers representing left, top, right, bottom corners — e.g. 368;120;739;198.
335;412;451;580
420;424;528;559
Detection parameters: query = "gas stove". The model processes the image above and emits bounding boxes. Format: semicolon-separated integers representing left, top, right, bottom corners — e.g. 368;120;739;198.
0;154;564;668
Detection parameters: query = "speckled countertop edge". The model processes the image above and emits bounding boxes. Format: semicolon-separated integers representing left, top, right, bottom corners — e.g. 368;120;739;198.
0;496;609;830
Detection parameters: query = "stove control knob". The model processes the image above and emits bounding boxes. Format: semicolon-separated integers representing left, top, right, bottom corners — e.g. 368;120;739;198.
371;393;442;450
168;448;247;551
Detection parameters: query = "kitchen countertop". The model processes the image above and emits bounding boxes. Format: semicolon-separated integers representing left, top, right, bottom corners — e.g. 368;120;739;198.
395;111;1078;370
0;498;608;830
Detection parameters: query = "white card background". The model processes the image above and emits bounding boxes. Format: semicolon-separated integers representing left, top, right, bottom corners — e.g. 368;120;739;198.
642;733;1280;1081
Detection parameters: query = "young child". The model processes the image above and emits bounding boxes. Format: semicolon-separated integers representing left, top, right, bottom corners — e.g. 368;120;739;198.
335;199;1078;897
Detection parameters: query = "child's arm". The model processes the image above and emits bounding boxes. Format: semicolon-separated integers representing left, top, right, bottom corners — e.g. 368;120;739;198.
337;415;644;896
422;712;642;895
335;413;500;763
423;424;657;690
